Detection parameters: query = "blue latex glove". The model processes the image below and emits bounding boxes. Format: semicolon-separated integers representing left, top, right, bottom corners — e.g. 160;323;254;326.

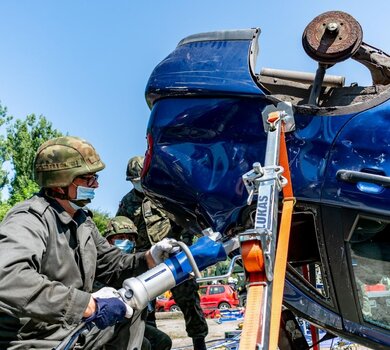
85;297;127;330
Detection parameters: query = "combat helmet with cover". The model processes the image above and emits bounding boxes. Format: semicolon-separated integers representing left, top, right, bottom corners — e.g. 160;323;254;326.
126;156;145;181
104;216;138;239
34;136;105;188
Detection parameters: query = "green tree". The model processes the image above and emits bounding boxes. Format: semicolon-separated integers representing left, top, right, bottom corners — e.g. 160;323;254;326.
91;209;112;234
0;104;11;192
0;202;12;221
0;104;63;219
0;104;113;228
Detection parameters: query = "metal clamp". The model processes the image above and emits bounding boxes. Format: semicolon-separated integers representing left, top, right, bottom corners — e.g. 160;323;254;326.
243;164;287;205
261;102;295;133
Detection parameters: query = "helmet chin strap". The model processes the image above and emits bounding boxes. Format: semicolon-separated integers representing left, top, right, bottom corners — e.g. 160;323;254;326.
44;187;70;200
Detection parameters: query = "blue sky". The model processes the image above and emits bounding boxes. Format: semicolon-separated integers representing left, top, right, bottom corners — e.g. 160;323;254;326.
0;1;389;215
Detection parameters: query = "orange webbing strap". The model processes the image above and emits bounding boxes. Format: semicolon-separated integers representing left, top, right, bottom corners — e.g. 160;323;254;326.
279;127;293;199
268;125;295;350
240;241;266;349
268;198;294;349
239;283;266;349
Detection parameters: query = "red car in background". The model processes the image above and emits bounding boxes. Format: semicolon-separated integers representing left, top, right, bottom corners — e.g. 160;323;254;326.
199;284;239;310
158;284;239;312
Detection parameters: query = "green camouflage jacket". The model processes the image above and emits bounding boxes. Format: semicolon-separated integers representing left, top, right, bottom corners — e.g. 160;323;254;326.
116;190;181;251
116;191;207;338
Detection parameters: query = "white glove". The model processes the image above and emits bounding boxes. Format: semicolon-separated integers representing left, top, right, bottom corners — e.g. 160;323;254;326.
150;238;180;264
92;286;133;318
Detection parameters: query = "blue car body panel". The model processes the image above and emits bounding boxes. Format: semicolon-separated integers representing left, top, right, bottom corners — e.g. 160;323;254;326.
323;100;390;214
146;29;264;107
146;96;362;233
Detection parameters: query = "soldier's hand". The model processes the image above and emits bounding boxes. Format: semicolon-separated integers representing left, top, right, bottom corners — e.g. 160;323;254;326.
150;238;180;264
83;287;134;329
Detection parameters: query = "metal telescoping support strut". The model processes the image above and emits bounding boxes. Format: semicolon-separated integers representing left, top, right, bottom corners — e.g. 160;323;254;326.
239;102;295;350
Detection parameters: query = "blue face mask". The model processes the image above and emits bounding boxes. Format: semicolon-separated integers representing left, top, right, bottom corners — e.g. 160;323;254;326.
75;185;96;200
114;239;135;253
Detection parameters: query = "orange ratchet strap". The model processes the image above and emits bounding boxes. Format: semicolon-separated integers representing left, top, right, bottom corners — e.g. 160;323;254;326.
240;121;295;350
240;241;266;349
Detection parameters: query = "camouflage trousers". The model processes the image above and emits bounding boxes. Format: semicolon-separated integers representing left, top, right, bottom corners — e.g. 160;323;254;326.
171;278;208;339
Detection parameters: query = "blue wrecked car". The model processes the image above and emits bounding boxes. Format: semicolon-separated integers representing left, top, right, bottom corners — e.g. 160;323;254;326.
142;11;390;349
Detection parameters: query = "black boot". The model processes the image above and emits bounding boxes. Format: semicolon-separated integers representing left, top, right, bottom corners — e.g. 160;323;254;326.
192;337;207;350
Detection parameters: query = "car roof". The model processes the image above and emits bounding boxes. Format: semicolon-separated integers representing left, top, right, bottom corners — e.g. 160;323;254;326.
200;284;228;288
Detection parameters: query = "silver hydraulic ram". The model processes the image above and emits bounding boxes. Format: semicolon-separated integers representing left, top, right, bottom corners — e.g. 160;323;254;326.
118;229;240;310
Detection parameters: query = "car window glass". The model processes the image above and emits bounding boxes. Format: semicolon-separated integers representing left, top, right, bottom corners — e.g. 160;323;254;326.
199;287;207;295
209;286;224;295
349;217;390;330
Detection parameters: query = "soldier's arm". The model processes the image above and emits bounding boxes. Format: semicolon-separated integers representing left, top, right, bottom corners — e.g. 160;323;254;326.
0;211;90;325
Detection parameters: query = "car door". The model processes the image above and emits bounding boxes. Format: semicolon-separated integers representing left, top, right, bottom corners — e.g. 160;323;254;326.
322;101;390;217
207;285;225;308
199;286;210;308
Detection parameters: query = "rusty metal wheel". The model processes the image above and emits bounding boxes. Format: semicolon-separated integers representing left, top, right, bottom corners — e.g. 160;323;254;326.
302;11;363;64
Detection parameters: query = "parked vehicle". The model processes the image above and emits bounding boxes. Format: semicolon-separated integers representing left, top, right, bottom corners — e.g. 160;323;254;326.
160;284;239;312
162;297;181;312
199;284;239;310
155;296;169;312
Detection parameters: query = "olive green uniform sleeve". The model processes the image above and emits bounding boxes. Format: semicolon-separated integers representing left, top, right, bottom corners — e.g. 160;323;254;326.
0;195;148;328
0;209;90;326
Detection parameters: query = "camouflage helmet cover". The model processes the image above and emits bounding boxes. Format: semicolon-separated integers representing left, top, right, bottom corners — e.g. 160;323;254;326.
34;136;105;188
104;216;138;239
126;156;145;181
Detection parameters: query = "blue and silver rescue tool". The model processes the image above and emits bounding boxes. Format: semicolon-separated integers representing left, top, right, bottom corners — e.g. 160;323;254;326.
118;230;239;311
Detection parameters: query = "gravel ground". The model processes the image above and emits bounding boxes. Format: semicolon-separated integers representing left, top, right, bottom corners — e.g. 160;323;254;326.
156;311;241;349
156;312;374;350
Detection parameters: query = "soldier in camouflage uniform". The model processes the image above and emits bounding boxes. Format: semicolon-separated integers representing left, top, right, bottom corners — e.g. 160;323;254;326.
104;216;139;253
0;137;178;350
103;216;172;350
117;156;208;350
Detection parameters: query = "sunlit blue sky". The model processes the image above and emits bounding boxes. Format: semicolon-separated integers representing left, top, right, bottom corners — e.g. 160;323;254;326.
0;1;389;215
